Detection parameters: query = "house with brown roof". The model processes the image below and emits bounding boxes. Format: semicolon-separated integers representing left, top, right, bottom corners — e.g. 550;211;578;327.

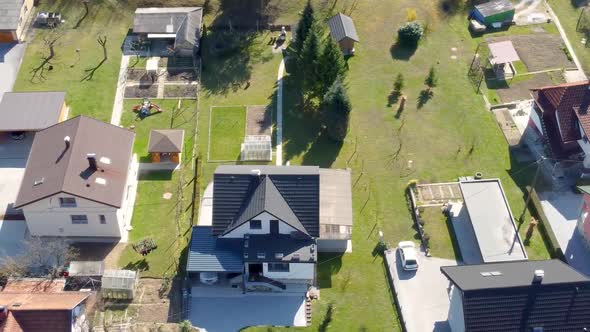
13;115;139;241
531;81;590;166
0;278;93;332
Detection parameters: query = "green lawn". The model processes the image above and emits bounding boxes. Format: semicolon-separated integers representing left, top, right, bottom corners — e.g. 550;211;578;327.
118;170;192;278
121;99;197;162
208;106;246;161
420;207;461;260
549;0;589;71
13;0;133;122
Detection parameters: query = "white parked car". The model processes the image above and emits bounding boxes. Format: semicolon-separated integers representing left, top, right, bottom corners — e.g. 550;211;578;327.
398;241;419;271
200;272;219;285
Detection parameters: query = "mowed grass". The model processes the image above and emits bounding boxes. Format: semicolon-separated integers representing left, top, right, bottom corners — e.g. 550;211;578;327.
118;169;192;278
420;207;461;260
548;0;589;71
208;106;247;161
121;99;197;162
12;0;132;122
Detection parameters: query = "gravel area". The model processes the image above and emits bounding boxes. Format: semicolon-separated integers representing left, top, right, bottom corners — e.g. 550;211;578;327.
166;68;197;82
124;84;158;99
164;84;198;98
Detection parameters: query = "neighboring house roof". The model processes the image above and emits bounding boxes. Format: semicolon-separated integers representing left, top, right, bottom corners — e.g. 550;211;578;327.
133;7;202;48
0;92;66;132
327;13;359;42
186;226;244;273
474;0;514;17
532;81;590;143
319;168;352;226
212;166;320;237
14;116;135;209
2;278;65;293
245;234;316;263
148;129;184;153
0;0;23;30
458;179;527;263
441;260;590;331
488;40;519;64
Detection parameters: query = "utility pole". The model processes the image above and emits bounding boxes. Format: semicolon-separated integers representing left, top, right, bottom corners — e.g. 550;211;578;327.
518;158;543;223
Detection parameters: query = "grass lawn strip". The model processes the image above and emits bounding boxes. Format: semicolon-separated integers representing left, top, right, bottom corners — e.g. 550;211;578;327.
208;106;247;161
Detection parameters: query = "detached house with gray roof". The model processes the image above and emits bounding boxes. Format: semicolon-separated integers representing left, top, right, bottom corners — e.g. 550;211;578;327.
0;0;34;42
13;116;139;241
187;165;352;293
132;7;203;57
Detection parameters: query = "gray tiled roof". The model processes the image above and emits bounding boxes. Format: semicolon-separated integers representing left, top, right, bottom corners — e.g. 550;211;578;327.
441;260;590;331
327;13;359;42
0;92;66;131
0;0;23;30
14;116;135;209
212;166;320;237
186;226;243;272
147;129;184;153
133;7;202;48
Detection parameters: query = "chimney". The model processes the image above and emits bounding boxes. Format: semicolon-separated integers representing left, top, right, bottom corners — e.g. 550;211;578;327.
533;269;544;284
87;153;97;170
64;136;71;149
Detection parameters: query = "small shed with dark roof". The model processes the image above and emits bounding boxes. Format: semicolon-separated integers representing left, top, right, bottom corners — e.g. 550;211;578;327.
470;0;515;27
0;92;68;132
148;129;184;164
327;13;359;55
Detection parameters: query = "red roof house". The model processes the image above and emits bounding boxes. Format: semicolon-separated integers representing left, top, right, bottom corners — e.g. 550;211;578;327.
532;81;590;160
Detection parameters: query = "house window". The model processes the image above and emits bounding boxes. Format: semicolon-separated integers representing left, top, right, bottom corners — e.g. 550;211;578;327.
257;252;266;259
250;220;262;229
59;197;77;208
71;215;88;224
99;215;106;224
268;263;290;272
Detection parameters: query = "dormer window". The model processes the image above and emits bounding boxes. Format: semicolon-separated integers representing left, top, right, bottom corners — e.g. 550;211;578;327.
59;197;77;208
250;220;262;230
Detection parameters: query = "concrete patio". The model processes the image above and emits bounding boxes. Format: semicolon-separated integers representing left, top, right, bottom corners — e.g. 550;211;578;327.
190;294;306;332
539;191;590;277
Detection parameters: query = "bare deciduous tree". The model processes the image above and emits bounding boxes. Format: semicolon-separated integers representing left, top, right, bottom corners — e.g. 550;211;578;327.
0;238;78;278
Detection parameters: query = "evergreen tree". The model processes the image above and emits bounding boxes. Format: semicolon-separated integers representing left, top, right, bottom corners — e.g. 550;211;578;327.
300;21;322;97
318;37;346;96
292;0;315;55
425;66;438;89
394;73;405;92
322;78;352;141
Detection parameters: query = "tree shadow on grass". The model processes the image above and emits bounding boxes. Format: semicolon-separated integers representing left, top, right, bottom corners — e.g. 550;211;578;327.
301;134;343;167
390;42;417;61
318;303;334;332
123;258;149;272
417;89;433;109
138;170;173;181
387;90;401;107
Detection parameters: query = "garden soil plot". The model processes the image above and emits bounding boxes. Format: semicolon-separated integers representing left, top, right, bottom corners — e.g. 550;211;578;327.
415;183;462;205
126;68;150;82
164;84;198;98
485;33;574;72
125;84;158;99
166;68;198;83
246;105;272;136
495;72;557;102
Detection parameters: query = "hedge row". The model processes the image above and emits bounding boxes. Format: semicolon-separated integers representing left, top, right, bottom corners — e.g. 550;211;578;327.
526;186;566;261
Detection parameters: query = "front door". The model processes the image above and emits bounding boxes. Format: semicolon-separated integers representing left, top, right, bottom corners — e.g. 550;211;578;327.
248;263;263;276
270;220;279;235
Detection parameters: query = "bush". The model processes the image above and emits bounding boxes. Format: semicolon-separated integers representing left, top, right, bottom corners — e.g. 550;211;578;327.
397;22;423;47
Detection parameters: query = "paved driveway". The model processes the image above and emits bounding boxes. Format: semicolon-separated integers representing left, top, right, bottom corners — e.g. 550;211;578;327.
539;192;590;277
0;43;26;101
190;295;306;332
385;249;456;332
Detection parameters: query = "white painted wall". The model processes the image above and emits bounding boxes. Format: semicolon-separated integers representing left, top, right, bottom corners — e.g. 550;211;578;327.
222;212;299;238
23;194;121;238
262;262;314;281
447;285;465;332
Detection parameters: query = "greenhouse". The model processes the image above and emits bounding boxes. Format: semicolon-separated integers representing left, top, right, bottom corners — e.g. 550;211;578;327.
101;269;139;300
240;135;272;161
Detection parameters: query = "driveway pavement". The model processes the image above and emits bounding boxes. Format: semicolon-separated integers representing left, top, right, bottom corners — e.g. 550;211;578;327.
385;249;456;332
197;182;213;226
0;133;33;219
0;43;26;101
190;295;306;331
539;191;590;277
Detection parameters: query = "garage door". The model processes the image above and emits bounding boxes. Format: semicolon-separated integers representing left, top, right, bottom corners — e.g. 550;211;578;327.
0;31;16;43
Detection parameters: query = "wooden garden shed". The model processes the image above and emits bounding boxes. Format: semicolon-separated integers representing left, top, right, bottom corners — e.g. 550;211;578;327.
148;129;184;164
327;13;359;55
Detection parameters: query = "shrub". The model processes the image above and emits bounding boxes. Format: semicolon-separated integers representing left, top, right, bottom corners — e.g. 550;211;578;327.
397;22;423;47
406;8;417;22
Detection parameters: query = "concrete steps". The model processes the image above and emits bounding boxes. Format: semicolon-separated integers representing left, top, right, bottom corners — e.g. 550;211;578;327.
305;297;312;326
